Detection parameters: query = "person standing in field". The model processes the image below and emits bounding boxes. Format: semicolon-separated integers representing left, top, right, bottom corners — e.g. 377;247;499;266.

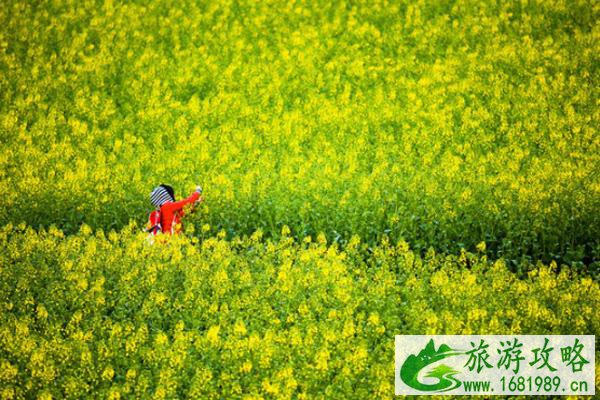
147;184;203;235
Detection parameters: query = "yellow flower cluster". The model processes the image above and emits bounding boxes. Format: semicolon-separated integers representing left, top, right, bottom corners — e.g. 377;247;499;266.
0;225;598;398
0;0;597;266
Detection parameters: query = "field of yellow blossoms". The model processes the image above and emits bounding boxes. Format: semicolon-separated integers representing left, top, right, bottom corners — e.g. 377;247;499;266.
1;0;599;398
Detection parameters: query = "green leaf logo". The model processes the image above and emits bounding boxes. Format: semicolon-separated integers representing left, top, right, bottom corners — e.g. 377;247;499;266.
400;339;465;392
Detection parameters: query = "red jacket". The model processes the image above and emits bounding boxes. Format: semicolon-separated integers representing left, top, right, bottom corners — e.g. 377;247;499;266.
148;191;200;234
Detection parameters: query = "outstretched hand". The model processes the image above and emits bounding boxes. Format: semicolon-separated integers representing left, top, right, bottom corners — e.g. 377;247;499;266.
194;185;204;206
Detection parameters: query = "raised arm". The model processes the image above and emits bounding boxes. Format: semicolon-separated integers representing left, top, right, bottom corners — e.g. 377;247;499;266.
164;190;200;213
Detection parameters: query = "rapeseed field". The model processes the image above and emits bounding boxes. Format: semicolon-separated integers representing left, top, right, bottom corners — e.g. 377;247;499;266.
0;0;598;398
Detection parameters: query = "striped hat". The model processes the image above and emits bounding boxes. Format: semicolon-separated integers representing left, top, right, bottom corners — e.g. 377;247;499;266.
150;184;175;208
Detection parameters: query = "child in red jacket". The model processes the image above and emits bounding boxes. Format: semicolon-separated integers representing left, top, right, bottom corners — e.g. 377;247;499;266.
147;184;203;235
